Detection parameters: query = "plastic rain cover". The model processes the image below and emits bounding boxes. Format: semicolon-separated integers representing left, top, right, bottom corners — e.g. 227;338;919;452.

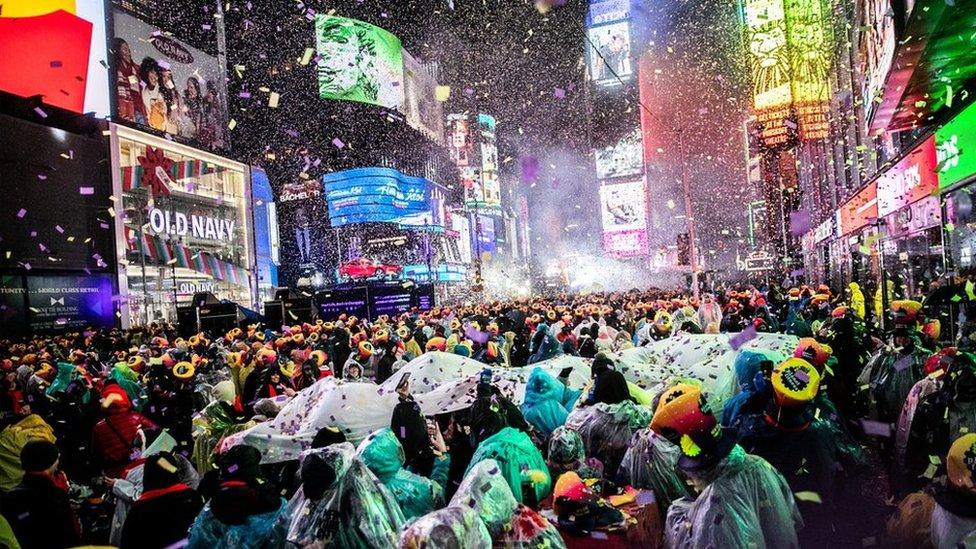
357;427;444;520
398;505;492;549
466;426;551;504
450;459;519;538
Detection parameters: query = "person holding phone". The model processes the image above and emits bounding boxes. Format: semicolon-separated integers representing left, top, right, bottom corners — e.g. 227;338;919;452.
391;375;435;477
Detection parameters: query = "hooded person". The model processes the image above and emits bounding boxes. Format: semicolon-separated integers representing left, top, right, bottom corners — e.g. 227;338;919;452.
583;352;632;406
848;282;867;319
861;310;931;424
521;367;581;438
900;351;976;496
651;383;802;549
698;294;723;332
546;426;587;478
734;358;853;547
357;428;444;521
527;323;563;364
721;350;775;429
885;433;976;548
91;382;158;478
390;376;436;477
119;451;204;549
616;428;691;517
187;444;285;549
270;443;404;548
564;396;652;480
1;440;79;549
465;411;551;505
398;505;492;549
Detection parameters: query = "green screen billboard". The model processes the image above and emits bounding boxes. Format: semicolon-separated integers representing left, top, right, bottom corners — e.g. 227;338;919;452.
314;15;404;109
937;102;976;190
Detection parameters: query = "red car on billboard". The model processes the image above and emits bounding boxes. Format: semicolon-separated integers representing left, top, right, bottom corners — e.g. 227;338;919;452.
339;258;402;280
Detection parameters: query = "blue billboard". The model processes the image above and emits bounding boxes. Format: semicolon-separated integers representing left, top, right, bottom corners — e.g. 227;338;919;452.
323;167;445;229
251;167;279;297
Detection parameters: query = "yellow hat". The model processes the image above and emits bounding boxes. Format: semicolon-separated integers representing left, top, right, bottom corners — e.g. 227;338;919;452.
948;433;976;491
771;358;820;407
173;361;195;380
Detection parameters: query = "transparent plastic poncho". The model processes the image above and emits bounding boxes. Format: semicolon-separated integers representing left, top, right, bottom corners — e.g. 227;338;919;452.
273;443;405;548
617;428;690;512
466;426;551;504
187;498;286;549
357;427;444;521
397;505;492;549
546;426;586;476
664;445;803;549
564;400;652;474
450;459;519;538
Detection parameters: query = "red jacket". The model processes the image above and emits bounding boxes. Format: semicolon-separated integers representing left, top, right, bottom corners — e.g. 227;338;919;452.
92;410;157;477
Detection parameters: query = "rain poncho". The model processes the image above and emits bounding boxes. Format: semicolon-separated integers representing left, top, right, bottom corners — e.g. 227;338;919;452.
664;445;802;549
721;349;784;427
109;362;145;408
564;400;652;477
932;502;976;549
617;428;690;513
271;443;405;548
397;505;492;549
546;426;585;476
45;362;83;397
187;496;286;549
357;428;444;520
521;367;580;438
192;400;256;473
450;459;518;538
862;342;929;422
466;426;551;504
109;452;200;546
849;282;867;319
0;414;56;491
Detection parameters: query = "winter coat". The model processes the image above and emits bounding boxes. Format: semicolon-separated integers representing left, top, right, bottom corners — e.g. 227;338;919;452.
119;484;203;549
1;473;80;549
92;407;158;477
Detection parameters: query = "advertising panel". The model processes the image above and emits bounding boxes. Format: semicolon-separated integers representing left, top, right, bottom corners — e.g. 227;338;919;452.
0;0;110;116
587;0;630;26
26;274;116;332
595;128;643;179
323;167;442;228
876;136;938;217
936;101;976;190
369;285;414;317
837;181;878;235
587;21;633;85
112;9;229;151
785;0;831;140
402;50;445;144
279;179;329;282
599;180;647;232
451;212;473;264
603;230;648;257
861;0;896;122
447;114;478;200
316;287;369;321
251;167;279;300
0;113;114;272
474;214;497;255
477;114;501;207
744;0;792;147
315;15;404;110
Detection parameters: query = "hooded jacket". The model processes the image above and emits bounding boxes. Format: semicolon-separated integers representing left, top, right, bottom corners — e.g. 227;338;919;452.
521;367;581;438
357;428;443;520
849;282;866;319
466;426;550;504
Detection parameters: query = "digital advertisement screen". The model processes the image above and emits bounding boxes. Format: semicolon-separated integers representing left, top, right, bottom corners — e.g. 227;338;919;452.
588;0;630;26
278;179;330;287
477;113;502;207
0;0;110;116
587;21;632;85
26;274;117;332
112;9;229;151
0;113;115;272
402;49;445;143
599;180;647;232
251;167;280;296
595;127;643;179
315;14;405;110
324;167;434;228
369;286;414;317
316;287;369;321
603;229;649;257
474;214;497;255
937;101;976;190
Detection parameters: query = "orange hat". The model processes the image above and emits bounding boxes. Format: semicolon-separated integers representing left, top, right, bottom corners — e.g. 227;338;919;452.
425;337;447;352
793;338;832;371
357;341;374;360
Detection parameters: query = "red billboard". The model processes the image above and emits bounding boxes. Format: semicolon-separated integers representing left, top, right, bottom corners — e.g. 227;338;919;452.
876;136;938;217
837;181;878;235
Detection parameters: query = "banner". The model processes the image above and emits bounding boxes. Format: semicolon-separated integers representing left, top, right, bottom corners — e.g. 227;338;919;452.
112;9;229;151
402;50;445;143
26;274;116;332
315;15;404;110
323;167;439;228
876;136;938;217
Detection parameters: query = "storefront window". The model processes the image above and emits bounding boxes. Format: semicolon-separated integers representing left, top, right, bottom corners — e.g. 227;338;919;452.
946;188;976;274
114;127;253;325
880;227;944;300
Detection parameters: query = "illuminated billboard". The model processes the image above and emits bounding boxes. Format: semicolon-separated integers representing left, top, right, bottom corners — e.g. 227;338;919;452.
937;101;976;190
323;167;446;229
0;0;110;116
314;15;404;110
403;50;445;143
785;0;832;140
744;0;792;147
112;9;229;151
477;114;501;207
588;0;630;26
600;179;649;257
447;113;500;209
596;128;643;179
587;21;633;85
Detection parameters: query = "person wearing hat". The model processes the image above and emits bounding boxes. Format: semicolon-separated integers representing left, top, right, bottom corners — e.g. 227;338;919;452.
119;451;203;549
651;384;801;548
91;381;158;478
861;308;932;426
736;358;854;547
1;440;80;549
900;351;976;497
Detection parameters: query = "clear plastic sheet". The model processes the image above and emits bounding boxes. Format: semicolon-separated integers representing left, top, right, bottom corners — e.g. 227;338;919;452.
273;443;405;548
564;400;652;476
357;428;444;520
449;458;518;538
617;428;690;511
521;367;581;438
546;426;585;476
109;453;200;546
664;445;802;549
466;426;551;504
397;505;492;549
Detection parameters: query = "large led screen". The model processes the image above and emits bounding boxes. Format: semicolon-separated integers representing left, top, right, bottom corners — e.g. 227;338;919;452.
595;128;643;179
315;14;404;110
323;167;435;228
587;21;632;85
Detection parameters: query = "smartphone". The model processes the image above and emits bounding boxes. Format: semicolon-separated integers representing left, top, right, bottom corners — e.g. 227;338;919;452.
396;372;411;394
559;366;574;378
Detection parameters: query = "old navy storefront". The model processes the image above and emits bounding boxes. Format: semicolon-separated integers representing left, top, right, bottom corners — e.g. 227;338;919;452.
110;125;256;327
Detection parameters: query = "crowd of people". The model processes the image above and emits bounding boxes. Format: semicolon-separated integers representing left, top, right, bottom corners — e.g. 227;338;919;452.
1;281;975;548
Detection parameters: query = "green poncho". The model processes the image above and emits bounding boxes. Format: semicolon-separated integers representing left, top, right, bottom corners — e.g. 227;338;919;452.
466;427;550;504
357;428;443;520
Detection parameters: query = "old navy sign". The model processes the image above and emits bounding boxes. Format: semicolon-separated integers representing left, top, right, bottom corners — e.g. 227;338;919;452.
148;208;236;241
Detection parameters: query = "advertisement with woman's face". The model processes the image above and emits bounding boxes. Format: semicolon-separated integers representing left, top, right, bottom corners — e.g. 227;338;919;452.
112;9;229;152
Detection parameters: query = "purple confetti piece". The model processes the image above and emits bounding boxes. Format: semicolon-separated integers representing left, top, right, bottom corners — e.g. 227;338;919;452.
553;87;566;99
728;325;757;350
790;209;811;236
37;174;47;180
34;107;47;118
50;60;63;67
860;420;892;437
332;137;345;149
520;156;539;182
16;208;26;218
227;464;239;473
239;91;251;98
55;225;64;233
79;186;94;195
